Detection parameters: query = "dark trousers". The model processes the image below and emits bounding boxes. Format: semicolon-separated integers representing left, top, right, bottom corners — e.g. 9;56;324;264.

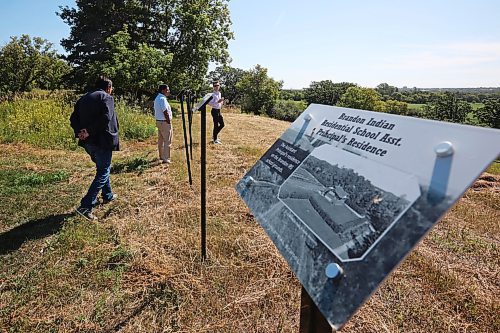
80;143;114;209
211;108;224;141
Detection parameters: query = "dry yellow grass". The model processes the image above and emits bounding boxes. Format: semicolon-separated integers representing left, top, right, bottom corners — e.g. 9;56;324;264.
0;112;498;332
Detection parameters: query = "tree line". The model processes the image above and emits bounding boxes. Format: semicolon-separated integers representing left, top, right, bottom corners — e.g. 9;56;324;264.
0;0;498;129
1;0;232;97
206;68;500;129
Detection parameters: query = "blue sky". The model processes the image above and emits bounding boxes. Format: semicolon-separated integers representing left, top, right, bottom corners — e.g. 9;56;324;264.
1;0;499;88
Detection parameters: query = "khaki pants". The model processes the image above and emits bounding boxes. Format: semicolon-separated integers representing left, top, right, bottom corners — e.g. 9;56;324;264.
156;121;172;161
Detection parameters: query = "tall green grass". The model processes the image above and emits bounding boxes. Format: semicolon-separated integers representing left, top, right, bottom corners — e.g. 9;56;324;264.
114;99;156;141
0;91;156;150
0;97;77;149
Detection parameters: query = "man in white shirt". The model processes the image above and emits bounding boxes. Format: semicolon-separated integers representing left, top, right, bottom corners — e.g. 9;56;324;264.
154;84;173;163
208;80;225;144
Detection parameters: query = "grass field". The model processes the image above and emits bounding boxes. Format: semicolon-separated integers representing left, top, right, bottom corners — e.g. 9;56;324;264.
408;102;485;112
407;103;426;112
0;97;499;332
471;102;485;111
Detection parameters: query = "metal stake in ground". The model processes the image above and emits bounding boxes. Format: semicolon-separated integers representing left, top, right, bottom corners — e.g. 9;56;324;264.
180;93;192;185
200;97;213;261
299;286;332;333
187;92;194;160
199;96;213;261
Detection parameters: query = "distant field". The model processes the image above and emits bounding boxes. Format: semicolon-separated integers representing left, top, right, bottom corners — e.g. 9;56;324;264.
408;102;485;112
407;103;426;111
471;102;485;110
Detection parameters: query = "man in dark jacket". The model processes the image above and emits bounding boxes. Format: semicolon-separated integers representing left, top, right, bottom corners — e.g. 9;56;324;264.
70;76;119;220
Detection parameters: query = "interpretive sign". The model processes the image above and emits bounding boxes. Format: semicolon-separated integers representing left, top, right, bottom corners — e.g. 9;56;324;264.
236;104;500;330
193;93;214;112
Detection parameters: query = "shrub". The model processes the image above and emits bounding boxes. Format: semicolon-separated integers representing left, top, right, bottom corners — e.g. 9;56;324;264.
269;100;307;121
236;65;282;115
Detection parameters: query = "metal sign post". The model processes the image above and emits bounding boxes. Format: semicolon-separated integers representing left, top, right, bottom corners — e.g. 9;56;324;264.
180;93;192;185
197;96;213;261
299;287;332;333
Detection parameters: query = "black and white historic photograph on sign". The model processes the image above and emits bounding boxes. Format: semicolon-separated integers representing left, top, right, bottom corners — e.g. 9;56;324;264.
236;104;500;329
278;145;420;261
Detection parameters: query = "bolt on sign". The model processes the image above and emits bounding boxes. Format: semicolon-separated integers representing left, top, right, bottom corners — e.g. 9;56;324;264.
236;104;500;330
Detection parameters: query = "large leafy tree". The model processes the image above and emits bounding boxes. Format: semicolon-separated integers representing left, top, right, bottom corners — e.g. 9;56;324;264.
304;80;356;105
280;89;305;101
0;35;71;94
87;28;173;96
475;99;500;128
58;0;233;90
304;80;335;105
383;99;409;115
375;83;398;100
207;65;245;104
338;87;383;111
236;65;282;115
424;92;471;123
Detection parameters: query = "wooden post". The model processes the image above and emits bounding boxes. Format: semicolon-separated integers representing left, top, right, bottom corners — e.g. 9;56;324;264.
299;286;332;333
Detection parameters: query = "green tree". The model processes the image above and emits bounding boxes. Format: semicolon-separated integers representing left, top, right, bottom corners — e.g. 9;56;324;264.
375;83;398;100
338;87;382;111
236;65;282;115
304;80;335;105
0;35;71;94
87;28;173;97
304;80;356;105
207;65;246;104
58;0;233;90
424;92;471;123
37;54;72;91
280;89;305;101
384;99;409;115
475;99;500;128
269;100;307;121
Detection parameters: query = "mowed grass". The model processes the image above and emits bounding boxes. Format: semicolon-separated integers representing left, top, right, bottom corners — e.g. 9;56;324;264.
0;102;499;332
408;103;426;112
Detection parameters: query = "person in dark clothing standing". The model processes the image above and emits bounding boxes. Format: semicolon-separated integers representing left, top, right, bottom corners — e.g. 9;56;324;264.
70;76;119;220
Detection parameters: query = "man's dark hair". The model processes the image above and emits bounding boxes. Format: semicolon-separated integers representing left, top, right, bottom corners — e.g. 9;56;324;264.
158;84;169;92
95;76;113;90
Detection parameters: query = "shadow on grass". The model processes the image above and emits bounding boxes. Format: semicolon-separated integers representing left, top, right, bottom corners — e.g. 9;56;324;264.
111;156;157;174
0;213;72;255
105;281;179;332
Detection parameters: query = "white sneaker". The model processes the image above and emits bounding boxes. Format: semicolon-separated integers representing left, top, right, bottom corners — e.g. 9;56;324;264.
214;139;222;144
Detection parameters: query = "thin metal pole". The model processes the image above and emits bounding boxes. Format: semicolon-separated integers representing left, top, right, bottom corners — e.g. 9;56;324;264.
299;286;332;333
200;101;207;260
180;94;192;185
188;92;194;160
199;96;213;262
